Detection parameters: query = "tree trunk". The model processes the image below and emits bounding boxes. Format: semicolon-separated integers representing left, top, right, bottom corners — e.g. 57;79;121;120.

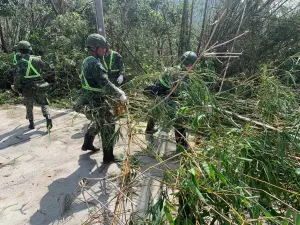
49;0;59;15
0;22;8;53
162;9;174;65
178;0;189;57
197;0;208;55
188;0;195;50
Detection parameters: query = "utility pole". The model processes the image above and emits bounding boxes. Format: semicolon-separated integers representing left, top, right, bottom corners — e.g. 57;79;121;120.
93;0;106;37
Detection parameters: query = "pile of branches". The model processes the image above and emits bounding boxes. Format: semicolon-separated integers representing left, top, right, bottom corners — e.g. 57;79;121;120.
74;12;300;225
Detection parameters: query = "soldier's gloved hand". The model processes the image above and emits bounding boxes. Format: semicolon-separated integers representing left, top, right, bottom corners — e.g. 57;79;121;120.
117;75;124;84
120;92;127;102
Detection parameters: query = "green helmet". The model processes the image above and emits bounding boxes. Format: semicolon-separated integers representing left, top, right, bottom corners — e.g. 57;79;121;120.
12;45;18;51
17;41;32;51
180;51;197;66
85;33;107;47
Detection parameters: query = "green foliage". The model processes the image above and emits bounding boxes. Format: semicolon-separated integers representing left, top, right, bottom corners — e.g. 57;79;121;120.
0;90;23;105
127;61;299;224
0;53;13;88
257;65;297;122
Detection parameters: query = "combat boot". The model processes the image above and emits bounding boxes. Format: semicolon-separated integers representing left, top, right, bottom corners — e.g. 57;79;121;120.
29;120;35;129
46;115;53;130
81;133;100;152
103;150;121;164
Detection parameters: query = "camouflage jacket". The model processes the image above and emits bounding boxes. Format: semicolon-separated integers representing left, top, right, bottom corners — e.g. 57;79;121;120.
99;50;125;83
144;66;190;99
14;54;44;90
81;55;124;98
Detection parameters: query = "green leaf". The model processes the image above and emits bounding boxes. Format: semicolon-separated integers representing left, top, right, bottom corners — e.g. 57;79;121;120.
236;157;253;162
189;168;196;176
260;205;281;225
282;209;292;225
295;212;300;225
252;205;261;219
189;181;207;203
212;165;229;187
295;168;300;176
159;76;170;88
202;162;210;177
189;168;199;187
164;206;174;225
208;164;216;181
202;162;216;181
245;123;251;131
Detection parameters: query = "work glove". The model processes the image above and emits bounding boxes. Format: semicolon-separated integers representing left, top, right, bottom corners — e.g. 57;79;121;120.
120;92;127;102
117;75;124;84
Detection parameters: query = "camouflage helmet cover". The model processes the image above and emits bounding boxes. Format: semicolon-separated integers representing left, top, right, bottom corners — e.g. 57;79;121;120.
180;51;197;66
85;33;107;47
17;41;32;51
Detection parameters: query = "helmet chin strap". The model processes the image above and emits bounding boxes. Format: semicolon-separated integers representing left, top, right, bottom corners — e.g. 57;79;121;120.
88;46;100;57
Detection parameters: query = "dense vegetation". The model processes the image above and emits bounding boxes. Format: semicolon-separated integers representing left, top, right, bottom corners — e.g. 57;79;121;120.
0;0;299;224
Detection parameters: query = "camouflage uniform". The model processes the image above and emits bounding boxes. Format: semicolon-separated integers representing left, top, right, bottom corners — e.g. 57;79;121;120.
74;34;126;163
144;66;190;149
144;51;198;150
14;54;50;122
99;50;125;86
74;54;125;162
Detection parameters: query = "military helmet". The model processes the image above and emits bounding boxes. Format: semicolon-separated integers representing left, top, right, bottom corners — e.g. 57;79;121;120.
85;33;107;47
17;41;32;51
180;51;197;66
12;45;18;51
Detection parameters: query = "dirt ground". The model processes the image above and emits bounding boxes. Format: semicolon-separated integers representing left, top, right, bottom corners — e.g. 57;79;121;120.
0;104;178;225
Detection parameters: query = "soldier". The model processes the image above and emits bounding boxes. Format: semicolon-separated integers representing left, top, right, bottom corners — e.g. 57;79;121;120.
73;34;127;164
144;51;198;152
99;40;125;86
14;41;52;130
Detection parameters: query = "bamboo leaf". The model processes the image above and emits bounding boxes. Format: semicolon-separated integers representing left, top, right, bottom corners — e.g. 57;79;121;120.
189;181;207;203
159;76;170;88
164;206;174;225
212;165;229;187
260;205;281;225
202;162;210;177
296;168;300;176
208;164;216;181
236;157;253;162
282;209;292;225
295;212;300;225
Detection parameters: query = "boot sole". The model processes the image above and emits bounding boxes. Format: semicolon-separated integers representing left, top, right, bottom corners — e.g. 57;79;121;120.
81;148;100;152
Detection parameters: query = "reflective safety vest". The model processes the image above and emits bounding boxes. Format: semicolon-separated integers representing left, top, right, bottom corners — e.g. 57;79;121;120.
13;53;17;65
102;51;120;73
21;57;41;79
79;56;104;92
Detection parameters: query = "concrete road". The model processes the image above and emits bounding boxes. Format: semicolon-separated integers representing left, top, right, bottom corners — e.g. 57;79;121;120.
0;104;178;225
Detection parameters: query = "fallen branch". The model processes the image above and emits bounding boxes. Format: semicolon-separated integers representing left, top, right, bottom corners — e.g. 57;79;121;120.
219;108;281;132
